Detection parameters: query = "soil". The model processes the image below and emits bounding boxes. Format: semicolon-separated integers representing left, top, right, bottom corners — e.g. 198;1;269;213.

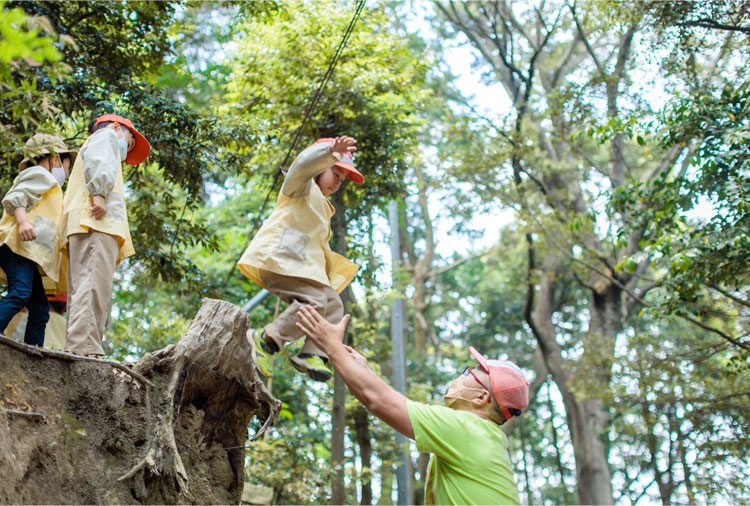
0;298;280;504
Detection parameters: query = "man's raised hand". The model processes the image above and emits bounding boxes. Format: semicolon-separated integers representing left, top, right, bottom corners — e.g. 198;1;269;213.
295;305;351;352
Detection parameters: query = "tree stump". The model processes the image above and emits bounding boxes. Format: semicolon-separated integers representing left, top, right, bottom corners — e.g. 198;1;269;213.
0;298;280;504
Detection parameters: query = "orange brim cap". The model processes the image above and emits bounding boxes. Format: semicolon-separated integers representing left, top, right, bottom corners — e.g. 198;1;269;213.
334;151;364;184
315;138;364;184
93;114;151;165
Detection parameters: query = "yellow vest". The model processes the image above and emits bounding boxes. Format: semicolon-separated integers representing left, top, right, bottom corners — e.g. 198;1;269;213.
59;130;134;265
238;184;358;294
0;168;66;291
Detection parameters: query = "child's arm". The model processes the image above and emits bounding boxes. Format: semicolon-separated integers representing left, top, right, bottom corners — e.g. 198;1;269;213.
81;129;119;219
282;137;356;198
281;142;339;198
2;166;57;241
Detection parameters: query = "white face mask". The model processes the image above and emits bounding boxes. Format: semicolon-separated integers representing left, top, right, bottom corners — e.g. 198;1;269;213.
118;137;128;161
51;166;66;187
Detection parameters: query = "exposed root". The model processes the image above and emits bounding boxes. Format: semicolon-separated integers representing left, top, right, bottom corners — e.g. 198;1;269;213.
0;335;155;388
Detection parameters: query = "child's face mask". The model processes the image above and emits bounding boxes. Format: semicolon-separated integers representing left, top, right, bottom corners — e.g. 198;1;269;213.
118;138;128;161
50;155;67;186
51;165;66;186
113;125;130;161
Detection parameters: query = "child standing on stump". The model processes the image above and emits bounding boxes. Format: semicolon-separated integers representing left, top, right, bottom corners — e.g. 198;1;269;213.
238;136;363;382
60;114;150;356
0;133;76;346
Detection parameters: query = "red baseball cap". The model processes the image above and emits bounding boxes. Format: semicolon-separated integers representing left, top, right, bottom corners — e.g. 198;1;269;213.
47;293;67;302
315;138;364;184
470;346;529;420
92;114;151;165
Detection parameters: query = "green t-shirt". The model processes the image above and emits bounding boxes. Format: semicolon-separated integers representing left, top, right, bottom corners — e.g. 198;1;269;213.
407;400;521;505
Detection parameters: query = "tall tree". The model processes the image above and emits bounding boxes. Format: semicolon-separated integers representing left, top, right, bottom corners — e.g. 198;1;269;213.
435;0;748;503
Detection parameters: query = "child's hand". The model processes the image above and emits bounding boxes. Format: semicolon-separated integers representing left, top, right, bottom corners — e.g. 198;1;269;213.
18;220;36;241
14;207;35;241
91;195;107;219
331;136;357;155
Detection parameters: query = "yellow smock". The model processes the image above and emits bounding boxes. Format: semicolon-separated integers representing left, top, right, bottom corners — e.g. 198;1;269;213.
59;128;134;265
237;142;358;293
0;166;66;291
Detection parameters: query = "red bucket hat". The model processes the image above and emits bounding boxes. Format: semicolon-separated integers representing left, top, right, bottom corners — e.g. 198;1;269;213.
92;114;151;165
315;138;364;184
470;346;529;420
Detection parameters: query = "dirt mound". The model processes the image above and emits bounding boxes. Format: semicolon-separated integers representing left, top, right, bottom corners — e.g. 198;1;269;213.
0;298;279;504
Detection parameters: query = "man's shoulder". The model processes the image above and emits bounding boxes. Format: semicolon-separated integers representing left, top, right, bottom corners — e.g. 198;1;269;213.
407;399;481;425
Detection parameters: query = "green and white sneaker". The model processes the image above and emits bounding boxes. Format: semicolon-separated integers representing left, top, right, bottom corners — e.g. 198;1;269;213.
290;354;332;382
247;328;274;378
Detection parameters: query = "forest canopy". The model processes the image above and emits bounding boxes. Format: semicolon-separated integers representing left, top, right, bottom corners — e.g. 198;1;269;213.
1;0;748;504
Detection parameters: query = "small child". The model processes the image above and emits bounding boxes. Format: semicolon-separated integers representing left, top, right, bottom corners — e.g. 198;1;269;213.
238;136;363;382
60;114;150;356
0;133;77;346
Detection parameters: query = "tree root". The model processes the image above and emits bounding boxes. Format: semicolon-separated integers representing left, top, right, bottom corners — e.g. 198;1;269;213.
0;335;155;388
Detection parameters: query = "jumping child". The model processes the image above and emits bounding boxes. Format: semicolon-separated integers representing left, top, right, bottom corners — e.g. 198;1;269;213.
238;136;363;382
0;133;76;346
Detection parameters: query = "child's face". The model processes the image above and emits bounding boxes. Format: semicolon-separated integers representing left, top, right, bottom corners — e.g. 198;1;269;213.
110;123;136;153
54;154;72;179
317;165;347;196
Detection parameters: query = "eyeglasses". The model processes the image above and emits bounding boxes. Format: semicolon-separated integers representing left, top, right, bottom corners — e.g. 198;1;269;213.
462;367;490;392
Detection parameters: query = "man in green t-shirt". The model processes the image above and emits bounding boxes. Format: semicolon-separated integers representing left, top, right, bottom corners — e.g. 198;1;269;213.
295;305;530;505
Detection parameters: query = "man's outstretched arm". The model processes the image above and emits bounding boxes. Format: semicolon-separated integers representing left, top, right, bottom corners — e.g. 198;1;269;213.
296;305;414;439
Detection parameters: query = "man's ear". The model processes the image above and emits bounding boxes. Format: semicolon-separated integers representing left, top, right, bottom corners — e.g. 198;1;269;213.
471;390;492;408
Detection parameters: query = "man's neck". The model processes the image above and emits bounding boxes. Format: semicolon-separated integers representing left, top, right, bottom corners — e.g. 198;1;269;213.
455;404;504;426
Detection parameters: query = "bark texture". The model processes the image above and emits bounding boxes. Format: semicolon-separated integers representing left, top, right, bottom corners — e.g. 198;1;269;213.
0;298;280;504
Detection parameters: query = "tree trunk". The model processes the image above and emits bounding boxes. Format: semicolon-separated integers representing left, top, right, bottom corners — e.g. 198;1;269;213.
413;452;430;505
530;253;614;505
0;298;279;504
378;463;394;505
330;189;350;505
409;163;435;356
354;406;373;505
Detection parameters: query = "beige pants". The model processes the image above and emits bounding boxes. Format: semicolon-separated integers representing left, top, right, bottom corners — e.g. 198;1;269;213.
259;270;343;358
64;230;118;355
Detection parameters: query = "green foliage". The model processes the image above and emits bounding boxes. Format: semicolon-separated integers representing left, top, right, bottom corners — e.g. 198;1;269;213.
613;86;749;334
245;427;333;505
609;315;750;503
1;1;262;286
224;0;431;220
0;0;71;167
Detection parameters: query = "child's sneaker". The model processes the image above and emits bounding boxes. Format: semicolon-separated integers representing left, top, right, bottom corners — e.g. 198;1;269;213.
290;354;332;382
247;328;274;378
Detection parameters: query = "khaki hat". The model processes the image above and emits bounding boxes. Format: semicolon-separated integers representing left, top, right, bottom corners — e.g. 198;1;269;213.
19;133;78;171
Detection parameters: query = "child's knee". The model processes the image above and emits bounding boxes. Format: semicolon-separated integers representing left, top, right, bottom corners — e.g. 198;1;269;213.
7;283;33;302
